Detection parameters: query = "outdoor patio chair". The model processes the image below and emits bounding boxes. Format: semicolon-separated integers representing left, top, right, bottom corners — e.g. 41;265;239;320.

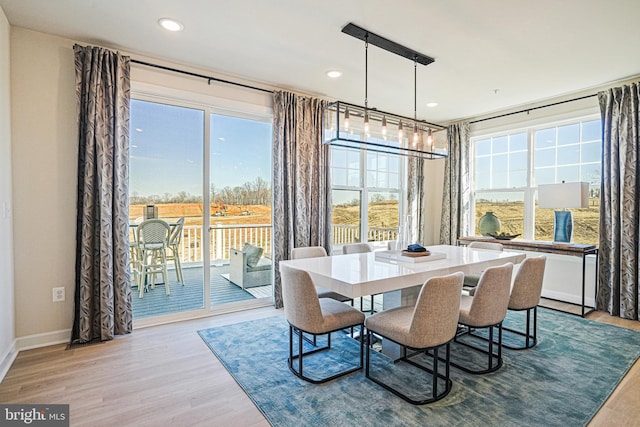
229;243;272;289
165;217;185;284
135;219;171;298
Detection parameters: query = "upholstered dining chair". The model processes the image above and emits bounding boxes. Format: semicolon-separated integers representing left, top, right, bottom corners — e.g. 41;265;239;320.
342;242;378;312
364;272;464;404
281;265;365;384
165;217;185;284
503;255;546;349
291;246;352;304
463;241;504;293
454;262;513;374
136;219;171;298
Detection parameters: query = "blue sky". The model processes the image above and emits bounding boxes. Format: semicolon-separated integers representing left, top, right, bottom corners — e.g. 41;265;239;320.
129;100;272;198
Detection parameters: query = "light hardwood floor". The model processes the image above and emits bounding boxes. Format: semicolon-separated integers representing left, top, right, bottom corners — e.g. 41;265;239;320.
1;306;639;426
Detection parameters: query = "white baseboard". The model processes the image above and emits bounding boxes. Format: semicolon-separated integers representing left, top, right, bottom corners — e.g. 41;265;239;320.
15;329;71;352
542;289;595;307
0;340;18;383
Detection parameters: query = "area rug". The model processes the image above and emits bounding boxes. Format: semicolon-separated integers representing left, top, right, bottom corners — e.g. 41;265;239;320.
198;308;640;427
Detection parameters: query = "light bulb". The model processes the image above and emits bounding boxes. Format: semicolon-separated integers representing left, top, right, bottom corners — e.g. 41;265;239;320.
381;116;387;136
398;121;403;139
364;111;370;134
344;107;350;130
413;124;419;146
427;128;433;149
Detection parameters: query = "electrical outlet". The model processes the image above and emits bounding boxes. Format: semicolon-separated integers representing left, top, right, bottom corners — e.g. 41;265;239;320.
53;287;65;302
1;202;10;218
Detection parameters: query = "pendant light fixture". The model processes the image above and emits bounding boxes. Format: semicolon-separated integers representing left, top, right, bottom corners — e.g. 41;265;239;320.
322;23;448;159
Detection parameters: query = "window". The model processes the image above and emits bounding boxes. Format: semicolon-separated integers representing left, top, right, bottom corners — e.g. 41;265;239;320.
472;117;601;245
331;147;404;246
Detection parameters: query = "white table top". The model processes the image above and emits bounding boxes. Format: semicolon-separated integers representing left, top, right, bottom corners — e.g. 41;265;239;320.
279;244;526;298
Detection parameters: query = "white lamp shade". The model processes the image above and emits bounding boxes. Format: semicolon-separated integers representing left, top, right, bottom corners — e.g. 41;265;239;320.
538;182;589;209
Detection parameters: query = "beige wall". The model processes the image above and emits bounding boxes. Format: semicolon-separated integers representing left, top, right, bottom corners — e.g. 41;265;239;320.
0;5;16;377
11;28;78;340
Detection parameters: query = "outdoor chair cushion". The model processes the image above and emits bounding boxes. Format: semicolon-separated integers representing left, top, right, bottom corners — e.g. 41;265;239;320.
243;243;263;267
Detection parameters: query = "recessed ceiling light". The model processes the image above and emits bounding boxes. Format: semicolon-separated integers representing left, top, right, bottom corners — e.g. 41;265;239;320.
326;70;342;78
158;18;184;32
426;102;438;108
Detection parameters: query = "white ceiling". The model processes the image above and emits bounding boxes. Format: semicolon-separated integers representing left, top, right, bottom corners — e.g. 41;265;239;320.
2;0;640;123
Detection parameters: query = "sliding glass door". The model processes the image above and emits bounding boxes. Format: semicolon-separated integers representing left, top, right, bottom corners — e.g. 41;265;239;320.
129;97;274;321
129;99;206;319
209;113;273;306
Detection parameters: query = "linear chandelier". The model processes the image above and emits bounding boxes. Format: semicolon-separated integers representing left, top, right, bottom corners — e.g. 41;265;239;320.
322;23;448;159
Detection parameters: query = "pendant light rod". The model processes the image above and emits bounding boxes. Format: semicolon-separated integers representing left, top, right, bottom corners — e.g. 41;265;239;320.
365;34;368;110
342;23;435;66
413;57;417;121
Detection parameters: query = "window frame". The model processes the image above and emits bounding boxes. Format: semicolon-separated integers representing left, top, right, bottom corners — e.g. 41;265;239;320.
470;113;601;242
330;146;407;249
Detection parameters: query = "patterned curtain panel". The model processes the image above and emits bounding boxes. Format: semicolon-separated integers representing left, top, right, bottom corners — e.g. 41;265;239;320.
407;157;425;244
272;91;331;309
597;82;640;320
72;44;132;343
440;122;471;245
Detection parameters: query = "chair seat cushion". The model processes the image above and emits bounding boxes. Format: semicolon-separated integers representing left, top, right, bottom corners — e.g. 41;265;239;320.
365;306;414;345
246;257;271;272
317;287;351;302
315;298;365;333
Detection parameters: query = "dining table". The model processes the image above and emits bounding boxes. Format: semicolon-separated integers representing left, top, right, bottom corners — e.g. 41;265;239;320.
279;244;526;358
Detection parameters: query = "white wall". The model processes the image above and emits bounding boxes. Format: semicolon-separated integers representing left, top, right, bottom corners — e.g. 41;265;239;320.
0;5;16;380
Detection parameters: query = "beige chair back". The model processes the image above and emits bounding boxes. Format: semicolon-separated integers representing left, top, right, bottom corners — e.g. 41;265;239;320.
409;272;464;348
469;241;504;251
509;256;546;310
281;266;324;333
291;246;327;259
342;243;372;254
467;263;513;326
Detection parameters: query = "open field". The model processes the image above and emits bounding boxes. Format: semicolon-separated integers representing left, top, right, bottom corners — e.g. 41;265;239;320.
130;198;600;246
130;203;272;227
332;200;399;229
476;201;600;245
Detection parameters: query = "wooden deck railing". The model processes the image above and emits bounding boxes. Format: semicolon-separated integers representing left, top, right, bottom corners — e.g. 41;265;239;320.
174;223;397;264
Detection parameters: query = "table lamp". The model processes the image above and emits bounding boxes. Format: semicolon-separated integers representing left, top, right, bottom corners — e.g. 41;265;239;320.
538;182;589;243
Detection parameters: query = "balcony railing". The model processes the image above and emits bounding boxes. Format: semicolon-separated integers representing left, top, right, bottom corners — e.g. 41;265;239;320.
170;223;397;265
331;224;398;245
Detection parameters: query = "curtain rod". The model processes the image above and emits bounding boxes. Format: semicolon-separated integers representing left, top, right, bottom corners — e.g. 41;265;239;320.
131;59;274;94
469;93;598;124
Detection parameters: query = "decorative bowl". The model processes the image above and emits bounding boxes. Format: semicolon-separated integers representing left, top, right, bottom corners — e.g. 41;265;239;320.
488;233;521;240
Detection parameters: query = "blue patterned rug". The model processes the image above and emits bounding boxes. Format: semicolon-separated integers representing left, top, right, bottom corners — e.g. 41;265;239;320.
198;308;640;427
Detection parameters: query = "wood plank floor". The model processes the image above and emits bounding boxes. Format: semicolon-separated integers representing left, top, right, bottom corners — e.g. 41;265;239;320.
1;305;638;427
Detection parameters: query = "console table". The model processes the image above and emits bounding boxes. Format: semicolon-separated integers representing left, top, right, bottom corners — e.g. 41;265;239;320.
457;236;598;317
